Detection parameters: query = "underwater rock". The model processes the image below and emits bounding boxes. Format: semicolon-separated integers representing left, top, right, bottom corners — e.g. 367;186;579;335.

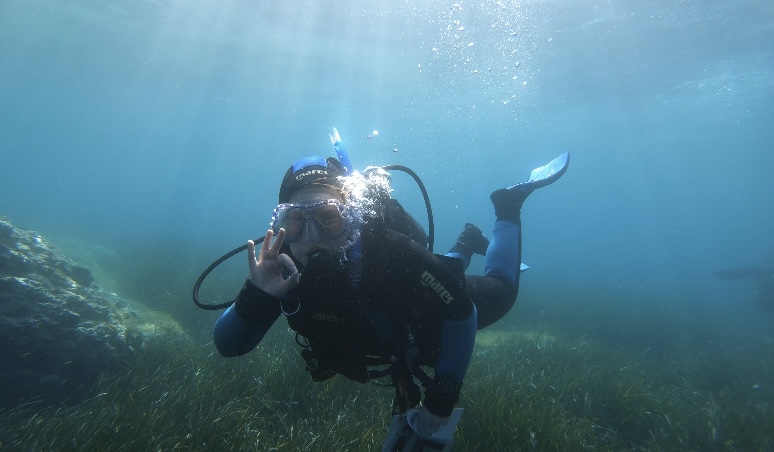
0;216;152;408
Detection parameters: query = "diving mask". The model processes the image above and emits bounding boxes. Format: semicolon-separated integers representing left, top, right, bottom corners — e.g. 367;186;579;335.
270;199;352;244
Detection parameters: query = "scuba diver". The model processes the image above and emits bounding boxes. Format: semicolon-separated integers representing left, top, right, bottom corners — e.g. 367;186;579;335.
713;257;774;312
204;129;569;448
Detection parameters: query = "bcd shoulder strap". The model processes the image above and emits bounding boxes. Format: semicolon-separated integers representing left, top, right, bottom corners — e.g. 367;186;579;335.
384;198;428;249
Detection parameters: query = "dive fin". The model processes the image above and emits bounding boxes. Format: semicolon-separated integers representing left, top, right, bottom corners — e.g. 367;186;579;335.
382;408;463;452
491;151;570;222
528;151;570;184
520;263;530;273
507;151;570;191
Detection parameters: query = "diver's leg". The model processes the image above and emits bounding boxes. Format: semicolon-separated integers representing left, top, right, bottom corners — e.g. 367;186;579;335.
484;220;522;285
472;152;570;329
486;151;569;283
469;220;522;329
444;223;518;328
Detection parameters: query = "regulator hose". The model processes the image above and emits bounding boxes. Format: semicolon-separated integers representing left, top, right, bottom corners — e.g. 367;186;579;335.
382;164;434;253
191;237;264;310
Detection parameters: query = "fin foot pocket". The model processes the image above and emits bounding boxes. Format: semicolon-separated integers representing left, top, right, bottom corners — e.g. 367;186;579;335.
459;223;489;256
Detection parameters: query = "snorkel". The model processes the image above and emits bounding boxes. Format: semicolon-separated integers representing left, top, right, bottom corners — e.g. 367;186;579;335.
327;128;360;287
329;127;353;176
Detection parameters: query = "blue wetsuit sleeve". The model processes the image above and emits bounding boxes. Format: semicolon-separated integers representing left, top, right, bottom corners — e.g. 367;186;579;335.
423;304;476;417
213;305;280;357
213;279;283;357
434;304;477;383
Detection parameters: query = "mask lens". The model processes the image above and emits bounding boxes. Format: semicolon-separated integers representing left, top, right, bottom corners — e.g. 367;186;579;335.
271;200;349;243
274;208;305;238
310;203;346;236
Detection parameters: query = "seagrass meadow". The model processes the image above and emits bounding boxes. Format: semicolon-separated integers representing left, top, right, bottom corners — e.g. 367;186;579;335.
2;0;774;450
1;301;771;451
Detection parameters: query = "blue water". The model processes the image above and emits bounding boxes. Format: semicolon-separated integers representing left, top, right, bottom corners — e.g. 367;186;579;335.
1;0;772;334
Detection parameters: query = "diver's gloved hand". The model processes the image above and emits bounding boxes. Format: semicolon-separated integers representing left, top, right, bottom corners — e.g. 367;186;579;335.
406;404;450;437
247;228;300;297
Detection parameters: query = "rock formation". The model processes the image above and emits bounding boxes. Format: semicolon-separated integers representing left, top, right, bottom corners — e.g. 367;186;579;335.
0;216;167;408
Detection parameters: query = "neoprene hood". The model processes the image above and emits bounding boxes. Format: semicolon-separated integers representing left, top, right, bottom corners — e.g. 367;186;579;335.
278;156;345;204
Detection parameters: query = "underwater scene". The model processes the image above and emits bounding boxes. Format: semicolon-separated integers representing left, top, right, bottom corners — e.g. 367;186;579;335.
1;0;772;450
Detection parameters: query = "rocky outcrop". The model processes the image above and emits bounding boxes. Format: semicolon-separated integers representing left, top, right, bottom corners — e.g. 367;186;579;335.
0;216;156;408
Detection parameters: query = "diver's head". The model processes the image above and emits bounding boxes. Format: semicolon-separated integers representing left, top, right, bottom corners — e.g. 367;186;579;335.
272;156;393;267
274;157;353;267
278;156;345;204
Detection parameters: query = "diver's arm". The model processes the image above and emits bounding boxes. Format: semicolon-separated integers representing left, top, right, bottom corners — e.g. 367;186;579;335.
426;305;476;417
214;229;298;357
213;279;281;357
385;229;476;417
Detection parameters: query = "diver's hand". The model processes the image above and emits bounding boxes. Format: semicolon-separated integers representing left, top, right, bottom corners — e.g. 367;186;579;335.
247;229;300;297
406;405;450;438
